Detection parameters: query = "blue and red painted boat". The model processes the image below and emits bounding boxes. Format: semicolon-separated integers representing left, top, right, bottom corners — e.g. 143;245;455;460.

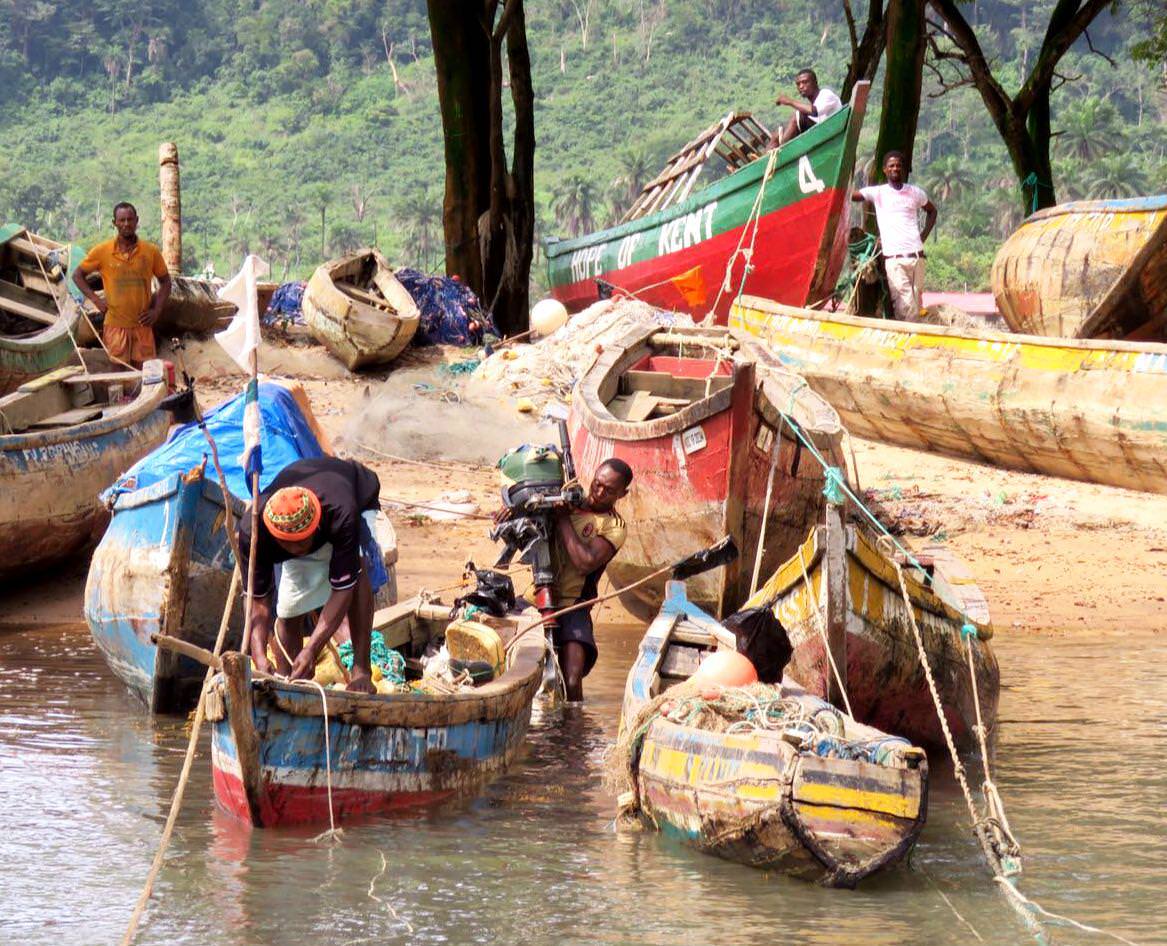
545;84;869;323
207;598;546;827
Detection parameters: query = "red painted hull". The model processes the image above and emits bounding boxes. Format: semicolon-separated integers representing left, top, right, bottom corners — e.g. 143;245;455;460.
553;189;844;324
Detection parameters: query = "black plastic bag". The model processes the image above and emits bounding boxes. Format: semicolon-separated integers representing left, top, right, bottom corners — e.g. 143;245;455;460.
723;606;792;684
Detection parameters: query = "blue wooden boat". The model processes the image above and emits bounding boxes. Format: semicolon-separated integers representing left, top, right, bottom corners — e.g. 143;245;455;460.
616;582;928;887
207;598;546;827
84;382;327;714
0;355;169;582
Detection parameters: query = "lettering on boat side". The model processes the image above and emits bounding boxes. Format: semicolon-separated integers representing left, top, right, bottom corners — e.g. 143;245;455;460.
681;426;707;455
798;156;825;194
657;202;718;256
569;243;607;283
617;233;643;270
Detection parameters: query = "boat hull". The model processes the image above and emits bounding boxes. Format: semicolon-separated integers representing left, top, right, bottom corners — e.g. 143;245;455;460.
569;324;842;618
730;295;1167;495
303;248;420;370
209;631;545;827
85;471;242;713
620;582;927;887
545;91;867;323
991;195;1167;340
749;522;999;750
0;370;169;581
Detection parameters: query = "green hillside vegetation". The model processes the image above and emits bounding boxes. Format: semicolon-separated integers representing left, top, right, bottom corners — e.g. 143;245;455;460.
1;1;1163;293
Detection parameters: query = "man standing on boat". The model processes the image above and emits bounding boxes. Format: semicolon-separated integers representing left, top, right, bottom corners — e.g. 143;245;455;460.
550;458;633;702
72;202;171;368
851;152;938;321
238;456;387;694
771;69;842;147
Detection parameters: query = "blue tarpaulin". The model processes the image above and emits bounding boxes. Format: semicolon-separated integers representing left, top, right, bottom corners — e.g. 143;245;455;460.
396;268;497;346
262;281;307;326
106;383;324;500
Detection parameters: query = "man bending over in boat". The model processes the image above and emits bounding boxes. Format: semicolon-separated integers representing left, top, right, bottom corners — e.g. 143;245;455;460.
769;69;842;148
72;202;171;368
851;151;938;321
551;458;633;702
238;456;386;694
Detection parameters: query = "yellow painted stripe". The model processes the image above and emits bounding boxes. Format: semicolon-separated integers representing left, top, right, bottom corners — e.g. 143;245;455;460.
794;779;919;819
794;802;899;832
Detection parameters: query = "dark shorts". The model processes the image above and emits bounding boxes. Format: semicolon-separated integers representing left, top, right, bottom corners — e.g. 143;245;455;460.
552;606;598;677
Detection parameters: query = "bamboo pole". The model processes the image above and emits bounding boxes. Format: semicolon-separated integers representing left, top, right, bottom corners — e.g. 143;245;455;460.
159;142;182;275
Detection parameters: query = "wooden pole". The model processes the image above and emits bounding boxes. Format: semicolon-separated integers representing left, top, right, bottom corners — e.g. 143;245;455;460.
240;348;261;660
158;142;182;275
823;501;849;709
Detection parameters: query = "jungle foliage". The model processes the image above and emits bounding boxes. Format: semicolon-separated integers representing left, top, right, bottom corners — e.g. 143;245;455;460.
0;0;1163;292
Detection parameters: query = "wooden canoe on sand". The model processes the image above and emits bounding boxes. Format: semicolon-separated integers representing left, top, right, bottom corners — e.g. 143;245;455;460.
617;581;927;887
0;225;84;395
208;598;545;827
302;248;420;370
0;355;170;582
991;195;1167;340
568;322;844;619
745;510;998;750
730;295;1167;495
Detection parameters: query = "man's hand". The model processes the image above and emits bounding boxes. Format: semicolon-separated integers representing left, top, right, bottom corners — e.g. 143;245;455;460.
139;306;161;327
775;94;794;107
289;645;318;681
491;506;511;526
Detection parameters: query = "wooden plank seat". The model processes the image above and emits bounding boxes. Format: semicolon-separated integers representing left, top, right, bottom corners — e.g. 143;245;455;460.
29;407;104;429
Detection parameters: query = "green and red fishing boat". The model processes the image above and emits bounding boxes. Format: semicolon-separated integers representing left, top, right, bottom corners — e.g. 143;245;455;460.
545;83;869;323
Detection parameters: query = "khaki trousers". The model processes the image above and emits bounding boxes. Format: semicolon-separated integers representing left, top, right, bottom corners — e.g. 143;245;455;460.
884;256;925;321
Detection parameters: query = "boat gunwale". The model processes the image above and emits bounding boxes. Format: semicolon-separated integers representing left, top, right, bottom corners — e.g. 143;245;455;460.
0;358;168;450
735;294;1167;360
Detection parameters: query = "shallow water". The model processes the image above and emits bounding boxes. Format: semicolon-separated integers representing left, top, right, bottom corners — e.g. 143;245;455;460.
0;621;1162;946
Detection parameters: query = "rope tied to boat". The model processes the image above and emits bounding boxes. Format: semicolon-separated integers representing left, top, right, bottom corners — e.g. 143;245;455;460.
822;466;846;505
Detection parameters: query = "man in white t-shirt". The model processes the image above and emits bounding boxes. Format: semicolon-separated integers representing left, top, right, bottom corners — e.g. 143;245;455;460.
771;68;843;147
851;151;938;321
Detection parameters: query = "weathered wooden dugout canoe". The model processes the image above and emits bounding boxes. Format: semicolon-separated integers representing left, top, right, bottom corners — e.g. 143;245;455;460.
157;276;238;335
208;598;546;827
991;195;1167;340
545;84;869;323
0;355;170;582
84;382;396;714
568;322;843;619
729;295;1167;495
618;581;928;887
302;248;420;370
0;225;85;395
745;511;999;750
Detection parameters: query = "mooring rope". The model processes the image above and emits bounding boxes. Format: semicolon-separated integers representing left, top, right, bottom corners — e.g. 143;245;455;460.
797;544;854;719
304;678;342;845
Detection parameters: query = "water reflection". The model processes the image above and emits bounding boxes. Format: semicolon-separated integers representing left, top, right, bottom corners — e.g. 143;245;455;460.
0;622;1162;946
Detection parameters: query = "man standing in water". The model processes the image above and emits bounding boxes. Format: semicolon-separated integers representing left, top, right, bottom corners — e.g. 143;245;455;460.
852;151;938;321
238;456;385;694
550;458;632;702
72;202;171;367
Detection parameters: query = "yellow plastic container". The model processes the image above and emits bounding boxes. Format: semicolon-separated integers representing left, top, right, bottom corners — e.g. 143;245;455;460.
445;619;505;676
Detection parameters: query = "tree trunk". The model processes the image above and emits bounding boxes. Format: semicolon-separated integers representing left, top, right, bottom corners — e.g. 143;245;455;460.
841;0;886;100
427;0;535;337
427;0;492;293
874;0;927;176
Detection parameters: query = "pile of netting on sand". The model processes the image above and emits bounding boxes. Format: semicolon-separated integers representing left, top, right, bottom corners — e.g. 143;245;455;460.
605;682;914;808
472;298;693;409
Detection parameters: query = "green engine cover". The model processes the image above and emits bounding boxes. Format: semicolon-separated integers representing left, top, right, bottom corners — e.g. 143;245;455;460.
497;443;565;489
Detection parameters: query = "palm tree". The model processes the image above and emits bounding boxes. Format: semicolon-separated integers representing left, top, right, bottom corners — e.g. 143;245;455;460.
921;155;974;203
550;175;599;237
610;148;652;218
1082;156;1149;200
398;186;439;270
1055;98;1123;162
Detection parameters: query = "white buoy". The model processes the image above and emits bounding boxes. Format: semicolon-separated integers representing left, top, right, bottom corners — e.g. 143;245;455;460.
530;298;569;337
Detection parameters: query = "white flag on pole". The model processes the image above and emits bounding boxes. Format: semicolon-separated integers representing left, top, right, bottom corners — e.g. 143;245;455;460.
214;254;270;373
214;254;270;478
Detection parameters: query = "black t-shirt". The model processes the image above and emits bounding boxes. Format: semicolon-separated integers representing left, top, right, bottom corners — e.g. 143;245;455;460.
237;457;381;598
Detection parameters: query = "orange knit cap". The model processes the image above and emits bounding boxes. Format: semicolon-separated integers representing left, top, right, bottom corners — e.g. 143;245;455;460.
262;486;322;542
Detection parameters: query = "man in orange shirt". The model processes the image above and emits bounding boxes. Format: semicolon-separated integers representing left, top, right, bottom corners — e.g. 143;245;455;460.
73;202;172;367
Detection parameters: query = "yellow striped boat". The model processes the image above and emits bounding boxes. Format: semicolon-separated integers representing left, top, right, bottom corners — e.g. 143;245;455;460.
991;195;1167;340
617;581;928;888
729;295;1167;495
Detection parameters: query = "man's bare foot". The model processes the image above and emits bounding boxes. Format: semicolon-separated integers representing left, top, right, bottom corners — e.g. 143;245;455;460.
346;671;376;694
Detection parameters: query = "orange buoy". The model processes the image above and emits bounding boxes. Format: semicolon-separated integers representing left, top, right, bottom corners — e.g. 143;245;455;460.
690;649;757;688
